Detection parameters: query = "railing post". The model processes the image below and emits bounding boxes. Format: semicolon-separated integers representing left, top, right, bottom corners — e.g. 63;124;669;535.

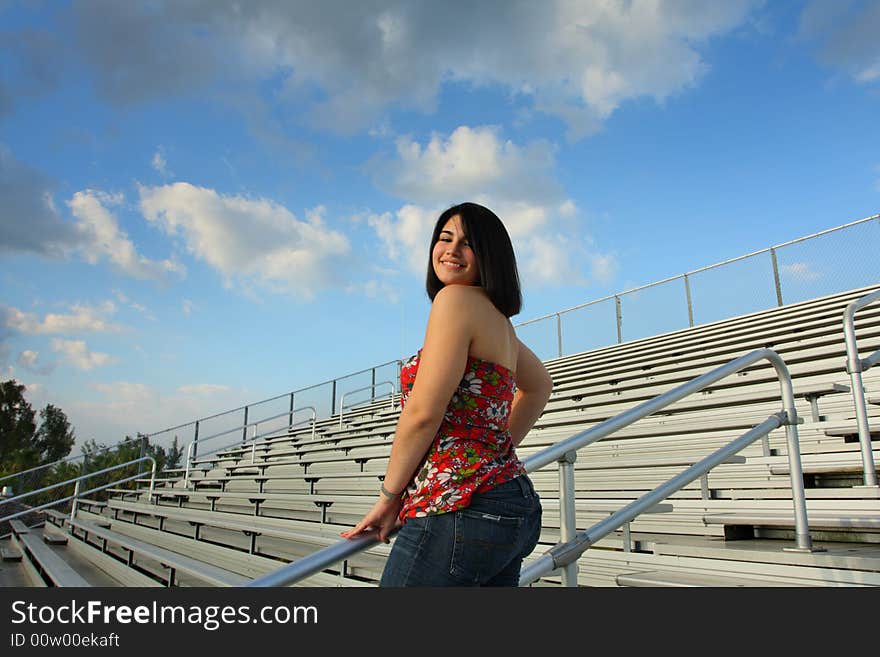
69;479;81;524
765;351;817;552
192;421;200;460
331;380;337;416
614;295;622;344
556;313;563;358
372;368;377;402
242;406;249;443
843;292;880;488
558;451;579;587
288;393;295;429
770;247;784;307
684;274;694;327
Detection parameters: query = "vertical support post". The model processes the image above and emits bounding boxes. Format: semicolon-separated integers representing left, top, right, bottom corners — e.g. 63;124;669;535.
770;247;784;307
769;353;818;552
331;380;337;417
242;406;249;443
615;296;623;344
288;393;295;430
69;479;81;524
148;460;156;505
137;433;147;479
684;274;694;327
556;313;563;358
557;451;579;587
192;421;200;461
843;293;880;487
371;368;377;403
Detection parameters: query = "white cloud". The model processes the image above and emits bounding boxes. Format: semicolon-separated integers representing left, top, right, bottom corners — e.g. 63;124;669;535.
51;338;119;371
781;262;821;282
151;149;171;177
176;384;232;396
2;301;127;335
16;349;56;376
376;126;562;206
0;143;80;256
72;381;256;451
798;1;880;85
139;182;352;299
366;127;616;289
182;299;195;316
67;190;186;282
50;1;757;138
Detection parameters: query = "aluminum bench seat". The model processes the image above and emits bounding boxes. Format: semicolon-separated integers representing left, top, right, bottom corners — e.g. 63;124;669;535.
10;519;92;587
68;517;250;586
542;286;880;385
97;510;378;586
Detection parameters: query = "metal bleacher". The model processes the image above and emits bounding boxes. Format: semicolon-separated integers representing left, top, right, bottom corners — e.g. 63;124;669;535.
3;282;880;587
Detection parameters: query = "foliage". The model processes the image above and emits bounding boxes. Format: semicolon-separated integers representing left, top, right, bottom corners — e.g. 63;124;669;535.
0;379;184;512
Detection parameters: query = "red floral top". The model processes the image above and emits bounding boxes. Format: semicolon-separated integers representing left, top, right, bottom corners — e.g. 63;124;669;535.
398;348;526;521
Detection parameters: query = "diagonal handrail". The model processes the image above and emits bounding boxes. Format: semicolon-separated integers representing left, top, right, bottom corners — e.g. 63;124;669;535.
842;288;880;487
338;381;396;428
246;347;817;587
183;406;318;486
0;456;157;527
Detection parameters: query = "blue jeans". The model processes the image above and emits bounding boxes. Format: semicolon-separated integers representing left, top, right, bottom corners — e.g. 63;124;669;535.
379;475;543;587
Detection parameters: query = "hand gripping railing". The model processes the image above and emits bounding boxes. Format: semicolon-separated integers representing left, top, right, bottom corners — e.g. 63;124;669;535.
183;406;317;486
843;288;880;487
247;348;818;587
0;457;157;527
338;381;396;428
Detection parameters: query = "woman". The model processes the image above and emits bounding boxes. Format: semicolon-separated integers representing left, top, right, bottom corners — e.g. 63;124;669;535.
341;202;553;586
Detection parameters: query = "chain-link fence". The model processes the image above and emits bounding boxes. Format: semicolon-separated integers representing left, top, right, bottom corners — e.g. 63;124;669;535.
522;213;880;361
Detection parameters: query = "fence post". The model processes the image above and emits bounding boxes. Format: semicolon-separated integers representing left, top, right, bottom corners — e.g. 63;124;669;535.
770;247;784;307
192;421;200;460
615;295;623;344
331;380;337;416
242;406;249;443
684;274;694;327
556;313;563;358
288;393;295;429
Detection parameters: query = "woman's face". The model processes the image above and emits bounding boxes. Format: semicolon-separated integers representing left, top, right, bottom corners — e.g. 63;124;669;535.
432;214;480;288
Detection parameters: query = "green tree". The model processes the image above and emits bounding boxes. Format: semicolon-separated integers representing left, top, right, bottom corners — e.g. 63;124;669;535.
34;404;76;463
0;379;38;475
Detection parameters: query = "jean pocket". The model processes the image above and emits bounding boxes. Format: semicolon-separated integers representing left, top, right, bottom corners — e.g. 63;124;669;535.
450;509;522;584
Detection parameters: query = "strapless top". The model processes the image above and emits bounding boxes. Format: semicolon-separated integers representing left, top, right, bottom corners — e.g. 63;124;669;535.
397;348;525;520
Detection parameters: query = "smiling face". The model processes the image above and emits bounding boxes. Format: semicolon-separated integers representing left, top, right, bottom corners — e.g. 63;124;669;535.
431;214;480;288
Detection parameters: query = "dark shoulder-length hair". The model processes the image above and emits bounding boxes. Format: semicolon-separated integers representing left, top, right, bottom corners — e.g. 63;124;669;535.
426;202;522;317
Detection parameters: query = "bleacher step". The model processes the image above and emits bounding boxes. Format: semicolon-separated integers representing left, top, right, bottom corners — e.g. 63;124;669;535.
616;570;773;587
43;530;68;546
1;546;22;562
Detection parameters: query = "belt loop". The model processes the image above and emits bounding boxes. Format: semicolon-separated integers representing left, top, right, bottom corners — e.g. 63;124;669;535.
516;475;532;499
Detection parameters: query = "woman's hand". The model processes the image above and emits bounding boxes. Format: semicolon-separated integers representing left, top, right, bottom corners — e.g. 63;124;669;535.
339;496;403;544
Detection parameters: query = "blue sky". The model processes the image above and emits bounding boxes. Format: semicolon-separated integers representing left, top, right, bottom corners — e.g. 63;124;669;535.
1;1;879;453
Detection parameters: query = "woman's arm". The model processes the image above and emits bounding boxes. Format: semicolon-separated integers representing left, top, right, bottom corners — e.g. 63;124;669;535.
340;285;476;543
508;338;553;447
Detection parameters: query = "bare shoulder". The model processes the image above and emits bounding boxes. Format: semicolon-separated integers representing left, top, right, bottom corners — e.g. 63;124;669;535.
432;284;487;313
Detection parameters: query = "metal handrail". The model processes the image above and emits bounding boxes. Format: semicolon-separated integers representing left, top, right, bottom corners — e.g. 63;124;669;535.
143;359;401;441
338;382;396;428
0;457;157;526
183;406;318;486
247;347;817;587
843;289;880;487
